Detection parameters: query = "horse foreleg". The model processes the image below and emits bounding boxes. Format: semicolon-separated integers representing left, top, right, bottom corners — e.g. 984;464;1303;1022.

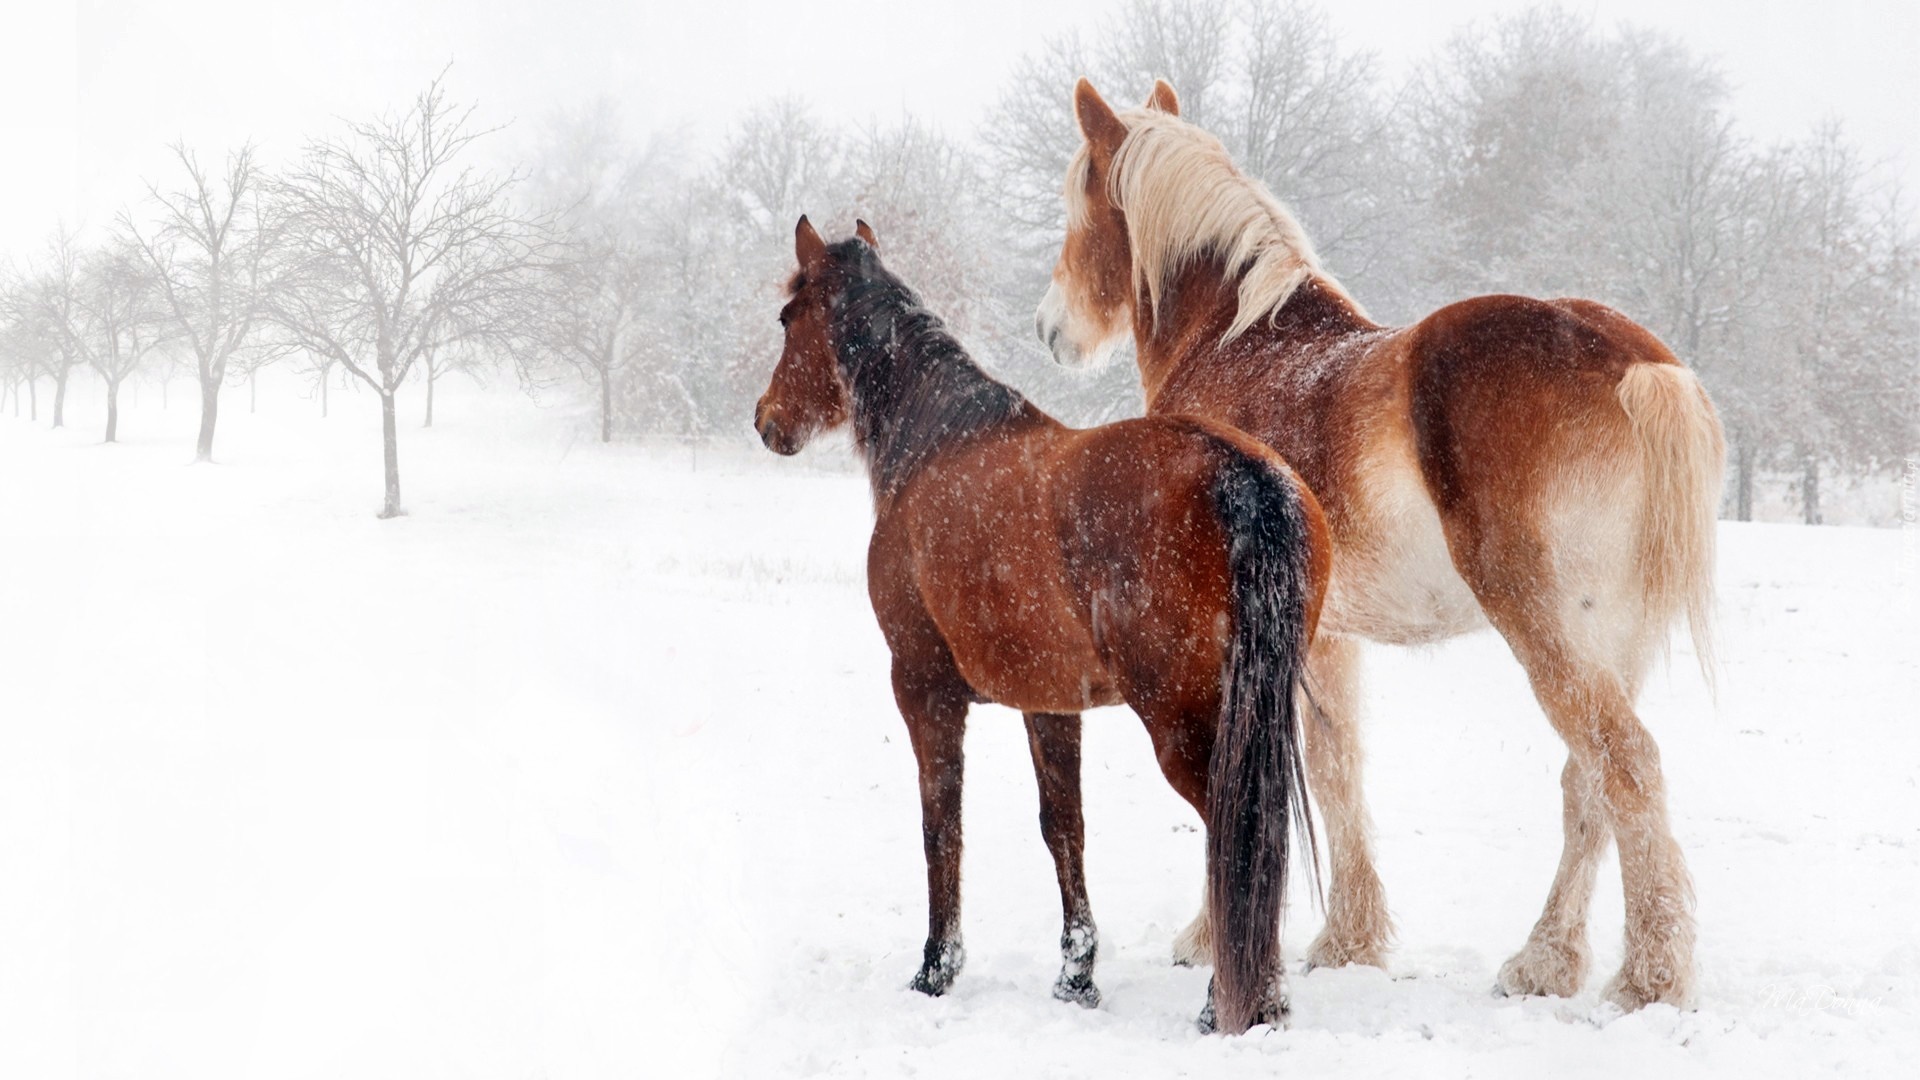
1171;898;1212;967
1023;711;1099;1007
1171;633;1395;972
1301;632;1393;970
895;659;970;996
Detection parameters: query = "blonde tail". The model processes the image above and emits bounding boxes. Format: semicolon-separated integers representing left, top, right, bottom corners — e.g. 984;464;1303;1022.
1616;363;1726;686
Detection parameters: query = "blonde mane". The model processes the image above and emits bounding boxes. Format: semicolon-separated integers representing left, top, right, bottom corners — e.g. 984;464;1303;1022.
1064;108;1360;340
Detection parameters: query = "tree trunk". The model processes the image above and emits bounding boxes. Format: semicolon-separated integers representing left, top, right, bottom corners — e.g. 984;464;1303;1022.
1734;441;1755;522
104;379;120;443
321;372;329;418
1800;450;1822;525
249;370;257;414
379;391;404;519
424;374;435;428
52;367;68;428
600;367;613;443
195;374;220;462
162;379;169;410
28;376;37;421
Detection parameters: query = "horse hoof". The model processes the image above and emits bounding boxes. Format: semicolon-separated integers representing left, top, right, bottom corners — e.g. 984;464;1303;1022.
1253;973;1293;1030
1171;910;1211;968
910;963;957;997
1052;975;1101;1009
1602;965;1690;1012
1195;1000;1218;1035
1305;928;1389;971
910;938;965;997
1496;938;1588;999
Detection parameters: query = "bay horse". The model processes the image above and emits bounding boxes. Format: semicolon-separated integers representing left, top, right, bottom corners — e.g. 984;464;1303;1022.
1034;79;1725;1011
755;216;1333;1034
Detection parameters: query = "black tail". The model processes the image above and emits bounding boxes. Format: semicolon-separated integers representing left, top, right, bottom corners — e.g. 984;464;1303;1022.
1206;448;1318;1035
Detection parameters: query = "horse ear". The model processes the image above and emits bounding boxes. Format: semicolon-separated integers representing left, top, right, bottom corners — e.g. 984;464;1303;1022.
795;215;827;269
1074;78;1127;159
854;219;880;251
1145;79;1179;116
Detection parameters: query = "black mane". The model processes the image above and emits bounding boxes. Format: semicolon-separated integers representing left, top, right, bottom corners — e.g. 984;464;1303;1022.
820;239;1036;500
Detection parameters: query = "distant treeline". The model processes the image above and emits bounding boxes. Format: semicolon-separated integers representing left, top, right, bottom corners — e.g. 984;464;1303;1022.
3;2;1914;524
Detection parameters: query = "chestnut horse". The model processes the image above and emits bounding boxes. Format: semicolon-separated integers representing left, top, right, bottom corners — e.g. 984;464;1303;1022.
755;216;1332;1034
1035;79;1725;1011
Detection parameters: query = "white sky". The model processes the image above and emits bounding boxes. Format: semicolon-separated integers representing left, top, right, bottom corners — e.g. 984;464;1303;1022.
2;0;1914;257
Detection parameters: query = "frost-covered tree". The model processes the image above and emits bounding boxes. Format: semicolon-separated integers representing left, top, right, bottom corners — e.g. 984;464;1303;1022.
268;73;550;518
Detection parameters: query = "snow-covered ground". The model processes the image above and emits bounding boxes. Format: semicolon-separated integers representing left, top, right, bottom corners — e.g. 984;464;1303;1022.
2;384;1915;1079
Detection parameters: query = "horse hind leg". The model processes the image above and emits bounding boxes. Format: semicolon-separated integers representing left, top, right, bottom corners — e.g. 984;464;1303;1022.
1526;648;1692;1009
1472;532;1694;1008
1023;711;1100;1007
1497;753;1607;997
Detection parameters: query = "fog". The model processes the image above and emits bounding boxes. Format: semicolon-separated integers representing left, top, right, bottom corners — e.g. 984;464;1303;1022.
3;1;1914;255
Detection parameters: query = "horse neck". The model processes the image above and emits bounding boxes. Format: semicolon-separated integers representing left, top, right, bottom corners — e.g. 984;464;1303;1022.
836;301;1035;498
1134;258;1377;408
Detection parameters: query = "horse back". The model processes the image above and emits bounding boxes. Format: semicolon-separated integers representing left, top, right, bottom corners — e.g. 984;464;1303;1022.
865;418;1316;715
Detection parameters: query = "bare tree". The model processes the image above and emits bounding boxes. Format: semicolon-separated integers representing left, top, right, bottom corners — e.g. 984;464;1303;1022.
1769;125;1918;523
0;300;51;420
124;143;276;461
521;239;652;442
0;274;54;422
722;97;840;240
75;241;169;443
419;339;494;428
13;227;90;430
268;73;550;517
1100;0;1232;128
515;101;666;442
980;35;1098;243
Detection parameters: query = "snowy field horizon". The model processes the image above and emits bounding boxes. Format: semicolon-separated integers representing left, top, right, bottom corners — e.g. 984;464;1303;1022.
2;380;1915;1078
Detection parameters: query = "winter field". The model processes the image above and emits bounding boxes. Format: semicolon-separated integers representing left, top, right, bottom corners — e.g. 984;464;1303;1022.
2;383;1916;1080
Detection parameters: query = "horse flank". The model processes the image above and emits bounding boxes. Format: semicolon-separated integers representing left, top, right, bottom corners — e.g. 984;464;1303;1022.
1064;108;1366;340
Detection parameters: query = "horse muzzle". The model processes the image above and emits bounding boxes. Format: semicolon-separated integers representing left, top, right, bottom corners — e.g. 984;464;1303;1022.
1034;280;1118;369
754;402;807;456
